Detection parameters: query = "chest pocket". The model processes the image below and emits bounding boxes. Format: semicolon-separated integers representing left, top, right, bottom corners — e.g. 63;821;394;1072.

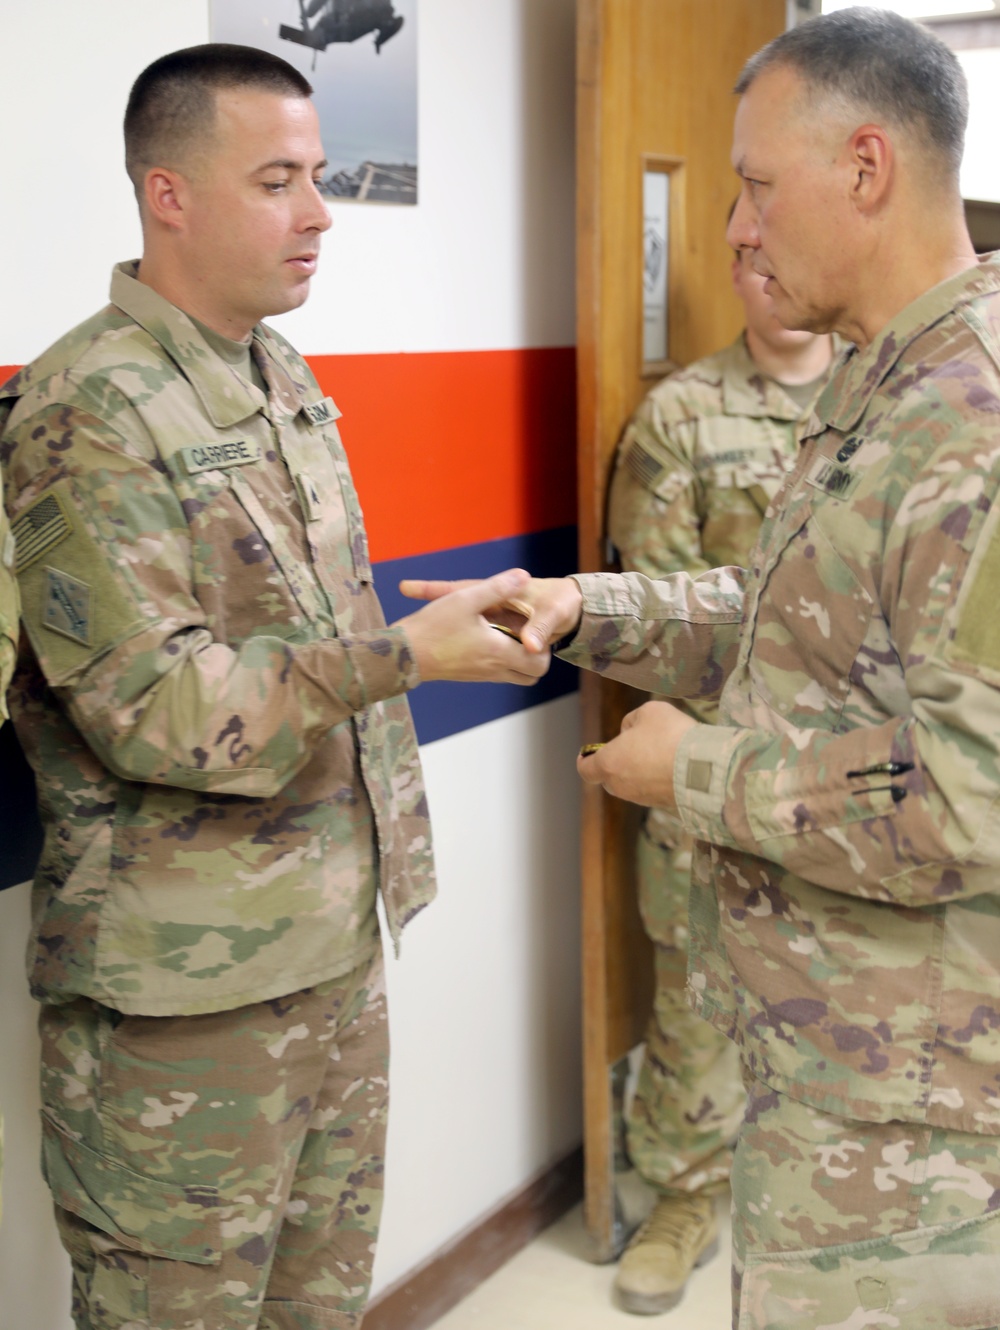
743;481;875;731
288;424;371;582
164;443;331;641
225;468;332;627
700;456;791;569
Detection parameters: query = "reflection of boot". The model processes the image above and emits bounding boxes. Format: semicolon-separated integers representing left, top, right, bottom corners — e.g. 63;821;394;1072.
613;1192;719;1315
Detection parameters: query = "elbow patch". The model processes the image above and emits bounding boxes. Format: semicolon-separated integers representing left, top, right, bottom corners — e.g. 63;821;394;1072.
14;483;145;683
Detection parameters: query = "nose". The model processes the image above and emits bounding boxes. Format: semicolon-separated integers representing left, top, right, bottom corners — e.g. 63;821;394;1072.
726;188;759;254
302;180;332;234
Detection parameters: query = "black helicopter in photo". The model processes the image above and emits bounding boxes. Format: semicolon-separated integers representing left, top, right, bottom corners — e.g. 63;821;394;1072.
280;0;405;56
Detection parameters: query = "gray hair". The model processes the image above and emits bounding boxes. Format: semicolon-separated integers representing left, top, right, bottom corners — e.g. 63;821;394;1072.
735;8;968;177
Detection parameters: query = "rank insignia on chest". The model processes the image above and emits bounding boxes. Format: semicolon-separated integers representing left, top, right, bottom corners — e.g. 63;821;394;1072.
181;440;261;475
807;457;862;500
295;471;323;523
43;566;92;645
836;435;863;463
303;398;335;427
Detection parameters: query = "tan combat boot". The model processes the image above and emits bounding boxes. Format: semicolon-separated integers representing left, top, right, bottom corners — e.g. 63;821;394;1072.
613;1192;719;1315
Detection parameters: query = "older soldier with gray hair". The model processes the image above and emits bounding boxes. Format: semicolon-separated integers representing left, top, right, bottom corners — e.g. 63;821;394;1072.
0;42;544;1330
407;9;1000;1327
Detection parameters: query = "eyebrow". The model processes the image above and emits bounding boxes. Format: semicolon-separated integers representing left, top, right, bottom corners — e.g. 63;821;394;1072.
254;158;329;174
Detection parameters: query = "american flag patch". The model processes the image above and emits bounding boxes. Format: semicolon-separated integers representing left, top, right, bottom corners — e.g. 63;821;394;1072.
13;491;71;573
625;442;664;488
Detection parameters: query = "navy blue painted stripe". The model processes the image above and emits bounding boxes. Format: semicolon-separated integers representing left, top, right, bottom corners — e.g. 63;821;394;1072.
0;720;43;890
374;525;580;746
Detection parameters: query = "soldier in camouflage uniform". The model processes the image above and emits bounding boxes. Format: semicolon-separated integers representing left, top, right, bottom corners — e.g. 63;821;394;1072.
0;45;543;1330
405;12;1000;1329
0;462;19;1226
606;246;835;1315
0;472;15;714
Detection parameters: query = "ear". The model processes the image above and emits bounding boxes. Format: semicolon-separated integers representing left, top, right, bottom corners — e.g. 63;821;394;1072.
846;124;893;215
142;167;190;233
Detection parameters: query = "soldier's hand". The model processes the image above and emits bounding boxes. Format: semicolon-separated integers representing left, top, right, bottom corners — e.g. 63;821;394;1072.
577;702;698;809
399;572;583;655
398;568;552;684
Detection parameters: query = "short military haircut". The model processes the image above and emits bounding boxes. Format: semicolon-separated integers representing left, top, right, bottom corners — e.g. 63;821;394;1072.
124;44;313;193
735;8;968;178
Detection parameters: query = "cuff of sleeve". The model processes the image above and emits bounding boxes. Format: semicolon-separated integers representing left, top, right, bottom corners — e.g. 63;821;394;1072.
556;573;642;661
336;624;421;709
673;723;746;848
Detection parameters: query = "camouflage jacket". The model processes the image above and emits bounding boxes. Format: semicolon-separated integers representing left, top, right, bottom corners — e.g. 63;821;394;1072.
563;256;1000;1132
607;336;817;853
0;467;17;721
608;333;806;592
0;262;435;1016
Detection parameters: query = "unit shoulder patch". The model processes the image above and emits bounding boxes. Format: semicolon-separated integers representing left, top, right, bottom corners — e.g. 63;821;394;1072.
43;566;92;645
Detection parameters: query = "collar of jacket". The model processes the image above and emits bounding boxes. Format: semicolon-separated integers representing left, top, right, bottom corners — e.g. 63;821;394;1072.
720;332;809;422
815;252;1000;434
109;261;308;429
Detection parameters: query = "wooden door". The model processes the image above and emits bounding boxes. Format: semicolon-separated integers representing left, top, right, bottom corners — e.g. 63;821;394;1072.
575;0;786;1262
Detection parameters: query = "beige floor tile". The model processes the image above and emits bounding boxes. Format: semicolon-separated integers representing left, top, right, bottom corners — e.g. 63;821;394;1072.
430;1199;732;1330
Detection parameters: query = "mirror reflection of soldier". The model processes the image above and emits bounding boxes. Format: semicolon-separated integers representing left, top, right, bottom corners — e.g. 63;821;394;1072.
605;244;836;1315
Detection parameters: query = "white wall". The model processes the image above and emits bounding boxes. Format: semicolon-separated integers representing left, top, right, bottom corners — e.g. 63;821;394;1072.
0;0;576;364
375;698;582;1292
0;0;581;1322
958;45;1000;205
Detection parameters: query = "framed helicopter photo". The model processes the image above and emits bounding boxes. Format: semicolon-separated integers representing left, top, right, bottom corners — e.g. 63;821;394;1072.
211;0;418;205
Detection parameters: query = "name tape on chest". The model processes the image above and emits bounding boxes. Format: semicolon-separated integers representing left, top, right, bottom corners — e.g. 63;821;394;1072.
12;491;72;573
181;440;262;475
303;398;336;427
806;457;862;501
694;448;761;472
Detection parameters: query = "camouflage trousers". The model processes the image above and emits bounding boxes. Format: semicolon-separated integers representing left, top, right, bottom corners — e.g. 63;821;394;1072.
625;814;744;1196
731;1076;1000;1330
38;947;388;1330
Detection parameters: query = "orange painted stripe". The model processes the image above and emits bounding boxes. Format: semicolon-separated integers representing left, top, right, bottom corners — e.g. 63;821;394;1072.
2;347;577;564
310;347;577;561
